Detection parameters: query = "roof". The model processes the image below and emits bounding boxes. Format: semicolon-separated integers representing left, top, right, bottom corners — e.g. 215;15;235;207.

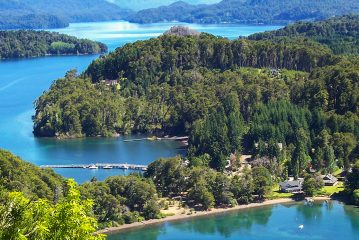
322;174;338;183
279;179;303;189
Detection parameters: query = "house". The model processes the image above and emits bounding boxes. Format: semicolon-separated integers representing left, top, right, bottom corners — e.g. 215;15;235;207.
101;79;118;86
322;174;338;186
279;178;304;193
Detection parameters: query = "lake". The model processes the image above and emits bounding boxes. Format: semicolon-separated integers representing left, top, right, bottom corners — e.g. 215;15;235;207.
107;201;359;240
0;21;281;183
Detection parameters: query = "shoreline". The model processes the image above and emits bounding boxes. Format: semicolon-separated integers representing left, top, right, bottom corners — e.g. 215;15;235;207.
97;197;330;235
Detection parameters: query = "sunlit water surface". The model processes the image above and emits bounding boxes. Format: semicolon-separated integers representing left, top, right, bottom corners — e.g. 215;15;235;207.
107;201;359;240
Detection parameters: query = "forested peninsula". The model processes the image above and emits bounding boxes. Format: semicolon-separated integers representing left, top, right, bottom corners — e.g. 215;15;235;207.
0;30;107;59
32;15;359;203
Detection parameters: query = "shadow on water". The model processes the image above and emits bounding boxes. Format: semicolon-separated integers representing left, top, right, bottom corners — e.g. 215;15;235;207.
343;204;359;230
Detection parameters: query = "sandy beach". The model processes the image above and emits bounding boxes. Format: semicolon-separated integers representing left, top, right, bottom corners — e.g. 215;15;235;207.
97;197;330;235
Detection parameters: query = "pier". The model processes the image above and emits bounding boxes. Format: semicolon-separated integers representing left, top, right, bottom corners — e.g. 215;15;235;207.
40;163;148;171
123;136;189;142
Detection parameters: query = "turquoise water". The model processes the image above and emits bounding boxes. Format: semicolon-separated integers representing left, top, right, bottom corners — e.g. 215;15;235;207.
107;201;359;240
0;21;281;183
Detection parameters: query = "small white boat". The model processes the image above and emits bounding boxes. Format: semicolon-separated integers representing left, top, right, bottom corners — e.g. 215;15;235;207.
103;165;113;169
298;225;304;230
88;164;98;169
123;164;129;170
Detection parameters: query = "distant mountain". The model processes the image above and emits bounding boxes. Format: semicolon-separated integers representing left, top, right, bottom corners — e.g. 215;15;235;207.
0;0;133;30
108;0;220;11
126;0;359;24
0;0;67;29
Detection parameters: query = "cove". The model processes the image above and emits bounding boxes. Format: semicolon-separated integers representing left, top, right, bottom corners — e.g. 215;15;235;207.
107;201;359;240
0;21;281;183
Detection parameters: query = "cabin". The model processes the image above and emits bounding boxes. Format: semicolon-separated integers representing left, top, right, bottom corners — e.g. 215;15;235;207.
279;178;304;193
101;79;118;86
254;142;283;151
322;174;338;186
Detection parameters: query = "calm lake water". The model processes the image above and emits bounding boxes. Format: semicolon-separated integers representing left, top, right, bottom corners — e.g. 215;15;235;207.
0;21;281;183
107;201;359;240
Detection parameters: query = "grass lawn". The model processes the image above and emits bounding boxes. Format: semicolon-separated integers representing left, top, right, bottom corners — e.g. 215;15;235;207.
332;168;343;177
318;182;344;197
267;186;294;200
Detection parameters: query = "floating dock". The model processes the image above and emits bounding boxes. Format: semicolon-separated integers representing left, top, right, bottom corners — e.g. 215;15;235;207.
40;163;148;171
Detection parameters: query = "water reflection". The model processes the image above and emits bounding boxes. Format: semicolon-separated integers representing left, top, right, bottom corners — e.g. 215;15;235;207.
343;204;359;231
295;202;324;222
108;201;359;240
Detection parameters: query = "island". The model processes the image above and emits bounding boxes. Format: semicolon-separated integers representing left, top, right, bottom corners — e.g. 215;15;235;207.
0;30;107;59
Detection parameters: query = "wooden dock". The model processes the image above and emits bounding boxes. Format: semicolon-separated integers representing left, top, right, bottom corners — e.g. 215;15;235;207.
40;163;148;171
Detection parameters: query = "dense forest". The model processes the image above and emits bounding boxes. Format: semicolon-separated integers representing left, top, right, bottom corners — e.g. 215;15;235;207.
0;0;132;30
249;15;359;55
1;146;358;237
0;30;107;59
29;16;359;232
1;136;358;239
0;149;276;235
126;0;359;24
33;19;359;179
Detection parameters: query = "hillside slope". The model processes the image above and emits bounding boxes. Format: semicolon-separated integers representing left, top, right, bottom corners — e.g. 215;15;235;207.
126;0;359;24
108;0;220;11
0;0;132;30
0;149;64;200
248;15;359;55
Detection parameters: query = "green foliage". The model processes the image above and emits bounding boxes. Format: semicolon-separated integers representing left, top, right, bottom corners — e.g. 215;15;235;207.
302;174;324;197
250;15;359;55
49;179;104;240
345;161;359;194
86;33;334;84
230;168;254;204
146;156;187;196
0;30;107;59
353;189;359;205
252;167;272;200
33;70;123;137
0;179;105;240
35;18;359;178
105;175;158;213
0;149;63;200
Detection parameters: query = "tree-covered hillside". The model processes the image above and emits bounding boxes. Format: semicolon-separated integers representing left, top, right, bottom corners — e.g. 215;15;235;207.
0;0;132;30
0;152;105;240
33;19;359;185
0;30;107;59
109;0;220;11
126;0;359;24
0;149;63;200
249;15;359;55
0;0;67;29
